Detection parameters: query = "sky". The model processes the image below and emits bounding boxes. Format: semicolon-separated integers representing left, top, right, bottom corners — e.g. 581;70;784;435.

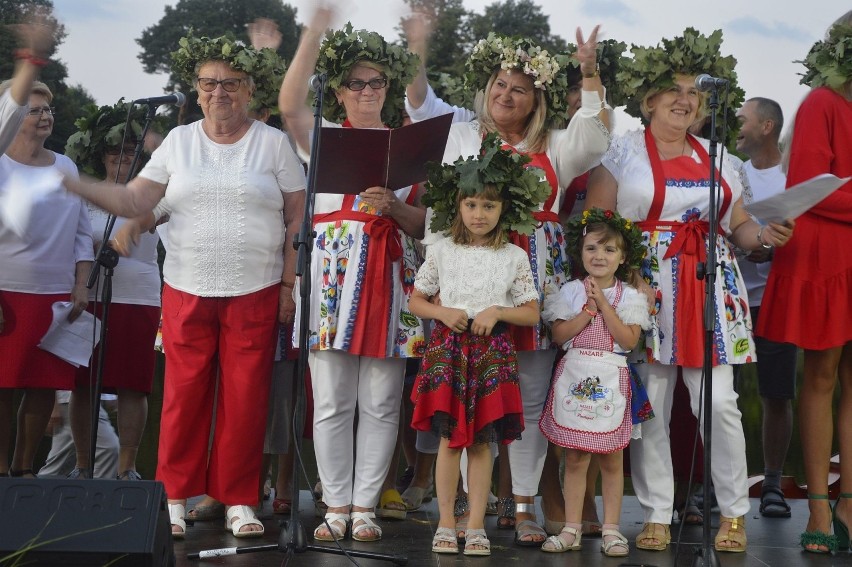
51;0;848;136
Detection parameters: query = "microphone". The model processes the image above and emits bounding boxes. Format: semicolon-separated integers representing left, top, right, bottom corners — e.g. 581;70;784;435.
694;74;729;92
132;92;187;107
308;74;325;92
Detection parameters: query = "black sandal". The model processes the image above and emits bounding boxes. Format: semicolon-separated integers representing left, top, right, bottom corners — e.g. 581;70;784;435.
9;469;36;478
497;497;515;529
760;485;791;518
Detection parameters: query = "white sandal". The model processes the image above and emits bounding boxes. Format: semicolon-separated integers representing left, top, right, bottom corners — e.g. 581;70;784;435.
463;528;491;556
168;503;186;539
541;524;582;553
600;528;629;557
225;504;264;538
350;511;382;542
313;512;349;542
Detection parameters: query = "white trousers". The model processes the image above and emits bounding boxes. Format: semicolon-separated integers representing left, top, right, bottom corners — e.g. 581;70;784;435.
629;364;750;523
309;350;405;509
508;350;556;496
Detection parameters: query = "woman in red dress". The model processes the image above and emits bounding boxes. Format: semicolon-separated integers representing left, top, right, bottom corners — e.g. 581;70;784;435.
757;11;852;554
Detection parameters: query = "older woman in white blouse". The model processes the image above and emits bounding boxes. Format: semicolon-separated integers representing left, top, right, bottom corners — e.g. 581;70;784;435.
66;54;306;539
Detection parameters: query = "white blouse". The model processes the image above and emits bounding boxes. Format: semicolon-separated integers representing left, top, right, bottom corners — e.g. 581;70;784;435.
415;239;539;318
141;120;306;297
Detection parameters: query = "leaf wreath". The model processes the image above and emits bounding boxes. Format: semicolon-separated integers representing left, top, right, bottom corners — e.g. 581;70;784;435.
315;22;420;128
422;132;551;236
171;29;287;113
64;99;150;178
465;33;574;129
797;23;852;90
563;207;646;282
616;27;745;148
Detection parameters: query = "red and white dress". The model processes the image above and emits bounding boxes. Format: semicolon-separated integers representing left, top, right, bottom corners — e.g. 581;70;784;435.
603;129;754;367
540;279;651;453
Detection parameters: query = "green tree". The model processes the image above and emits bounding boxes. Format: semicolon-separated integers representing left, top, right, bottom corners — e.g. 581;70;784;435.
402;0;472;77
137;0;300;93
468;0;568;53
1;0;95;152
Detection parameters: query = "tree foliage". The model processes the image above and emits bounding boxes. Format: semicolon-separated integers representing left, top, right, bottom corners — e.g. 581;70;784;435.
0;0;95;152
402;0;568;77
467;0;567;54
136;0;300;91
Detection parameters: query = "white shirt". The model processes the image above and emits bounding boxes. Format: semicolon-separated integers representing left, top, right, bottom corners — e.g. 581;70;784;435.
140;120;306;297
87;203;161;306
739;161;786;306
0;90;27;156
414;239;539;318
0;152;93;293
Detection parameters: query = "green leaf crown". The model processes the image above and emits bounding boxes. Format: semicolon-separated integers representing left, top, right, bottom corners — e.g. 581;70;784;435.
797;24;852;90
564;207;646;282
64;99;147;178
422;133;551;237
617;28;745;147
315;22;420;129
464;33;573;128
171;29;287;113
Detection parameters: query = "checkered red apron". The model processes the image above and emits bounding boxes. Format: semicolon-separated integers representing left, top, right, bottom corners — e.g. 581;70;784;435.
539;280;633;453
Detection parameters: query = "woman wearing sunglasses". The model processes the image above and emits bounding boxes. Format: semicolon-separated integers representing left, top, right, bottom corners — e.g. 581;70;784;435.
64;32;305;539
276;7;425;543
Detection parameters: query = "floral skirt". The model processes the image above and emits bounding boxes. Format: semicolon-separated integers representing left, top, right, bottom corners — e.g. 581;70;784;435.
410;321;523;449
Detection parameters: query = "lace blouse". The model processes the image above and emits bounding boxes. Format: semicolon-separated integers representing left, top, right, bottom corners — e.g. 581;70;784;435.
414;239;539;318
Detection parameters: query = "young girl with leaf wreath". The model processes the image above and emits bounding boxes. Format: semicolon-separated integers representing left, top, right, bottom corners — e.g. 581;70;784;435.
408;134;547;557
539;208;651;556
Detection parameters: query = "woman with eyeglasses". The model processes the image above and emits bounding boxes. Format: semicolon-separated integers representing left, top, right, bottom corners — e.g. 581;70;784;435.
64;34;305;539
0;79;93;479
277;7;425;543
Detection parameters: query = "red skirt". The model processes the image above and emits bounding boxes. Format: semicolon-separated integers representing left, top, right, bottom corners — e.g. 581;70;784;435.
410;322;523;449
0;291;77;389
75;302;160;393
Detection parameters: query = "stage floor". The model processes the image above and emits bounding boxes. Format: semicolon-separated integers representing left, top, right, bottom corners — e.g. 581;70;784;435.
173;491;842;567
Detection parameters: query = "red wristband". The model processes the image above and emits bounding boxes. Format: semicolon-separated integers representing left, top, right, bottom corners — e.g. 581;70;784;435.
13;49;49;67
582;303;597;318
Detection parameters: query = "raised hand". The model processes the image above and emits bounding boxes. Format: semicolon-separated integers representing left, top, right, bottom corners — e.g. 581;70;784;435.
247;17;282;51
574;25;601;76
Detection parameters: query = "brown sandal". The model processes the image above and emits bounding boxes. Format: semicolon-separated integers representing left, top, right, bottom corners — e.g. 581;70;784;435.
715;515;747;552
636;522;670;551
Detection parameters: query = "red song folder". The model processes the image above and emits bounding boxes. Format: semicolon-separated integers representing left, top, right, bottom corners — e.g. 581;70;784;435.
313;113;454;194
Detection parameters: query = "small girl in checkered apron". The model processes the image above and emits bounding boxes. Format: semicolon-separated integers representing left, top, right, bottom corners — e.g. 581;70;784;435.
539;208;652;556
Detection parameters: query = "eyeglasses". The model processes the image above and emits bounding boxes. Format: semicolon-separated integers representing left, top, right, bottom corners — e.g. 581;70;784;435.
343;77;388;91
104;145;136;156
27;106;55;116
196;77;246;92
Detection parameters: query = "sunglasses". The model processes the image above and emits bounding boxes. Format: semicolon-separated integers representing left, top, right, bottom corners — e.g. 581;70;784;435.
343;77;388;91
27;106;56;116
196;77;246;92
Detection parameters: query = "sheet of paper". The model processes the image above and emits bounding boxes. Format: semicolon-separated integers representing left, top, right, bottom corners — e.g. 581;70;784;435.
745;173;850;223
0;167;63;237
38;302;101;368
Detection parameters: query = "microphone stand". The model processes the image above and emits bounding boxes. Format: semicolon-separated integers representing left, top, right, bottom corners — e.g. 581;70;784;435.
692;86;722;567
82;104;159;478
188;74;406;565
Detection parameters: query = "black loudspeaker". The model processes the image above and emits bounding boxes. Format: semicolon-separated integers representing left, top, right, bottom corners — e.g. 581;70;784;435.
0;477;174;566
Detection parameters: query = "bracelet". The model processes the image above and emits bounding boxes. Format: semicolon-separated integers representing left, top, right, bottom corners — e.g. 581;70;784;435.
582;303;597;318
756;226;773;249
582;63;600;79
281;281;295;288
13;49;49;67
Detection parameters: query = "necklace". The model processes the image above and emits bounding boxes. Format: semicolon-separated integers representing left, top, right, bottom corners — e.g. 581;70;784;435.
656;136;687;161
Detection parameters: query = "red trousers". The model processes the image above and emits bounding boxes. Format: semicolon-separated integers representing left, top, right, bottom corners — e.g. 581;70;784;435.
156;284;278;504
